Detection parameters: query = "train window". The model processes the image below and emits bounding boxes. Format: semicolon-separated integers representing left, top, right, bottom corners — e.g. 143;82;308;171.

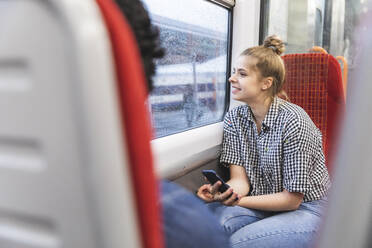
142;0;231;138
260;0;325;54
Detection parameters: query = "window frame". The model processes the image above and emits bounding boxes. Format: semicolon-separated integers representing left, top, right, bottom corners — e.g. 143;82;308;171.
208;0;235;8
259;0;270;45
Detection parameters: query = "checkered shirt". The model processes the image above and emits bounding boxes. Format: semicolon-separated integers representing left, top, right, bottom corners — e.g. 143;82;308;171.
220;97;331;202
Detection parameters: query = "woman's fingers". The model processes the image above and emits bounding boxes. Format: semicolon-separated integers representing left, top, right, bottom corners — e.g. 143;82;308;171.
197;184;214;202
210;181;221;195
197;182;240;204
222;192;240;206
214;188;232;201
198;184;210;192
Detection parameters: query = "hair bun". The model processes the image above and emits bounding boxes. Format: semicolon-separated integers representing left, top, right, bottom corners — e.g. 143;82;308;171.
263;35;285;55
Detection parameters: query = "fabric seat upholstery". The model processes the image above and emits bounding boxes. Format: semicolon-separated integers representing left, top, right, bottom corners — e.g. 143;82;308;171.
282;53;345;173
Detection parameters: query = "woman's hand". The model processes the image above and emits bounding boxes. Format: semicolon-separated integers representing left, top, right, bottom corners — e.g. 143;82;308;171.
197;181;241;205
196;183;216;203
220;190;241;206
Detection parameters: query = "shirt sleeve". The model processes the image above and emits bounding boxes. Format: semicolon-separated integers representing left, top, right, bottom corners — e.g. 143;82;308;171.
220;111;244;167
282;115;322;194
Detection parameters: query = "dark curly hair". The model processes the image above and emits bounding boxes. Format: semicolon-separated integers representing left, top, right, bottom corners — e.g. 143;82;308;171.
115;0;165;92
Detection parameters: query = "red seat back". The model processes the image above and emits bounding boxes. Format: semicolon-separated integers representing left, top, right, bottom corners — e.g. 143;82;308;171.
282;53;345;173
96;0;163;247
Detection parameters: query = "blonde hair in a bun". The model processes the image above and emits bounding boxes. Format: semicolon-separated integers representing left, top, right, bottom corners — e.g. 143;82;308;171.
263;35;285;56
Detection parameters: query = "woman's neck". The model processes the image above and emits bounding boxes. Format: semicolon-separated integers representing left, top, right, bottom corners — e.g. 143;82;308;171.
249;96;273;130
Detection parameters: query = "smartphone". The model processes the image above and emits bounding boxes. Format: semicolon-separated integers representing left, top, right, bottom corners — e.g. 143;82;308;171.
202;169;230;193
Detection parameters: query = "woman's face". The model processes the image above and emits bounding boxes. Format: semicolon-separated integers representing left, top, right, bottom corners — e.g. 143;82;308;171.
229;55;267;104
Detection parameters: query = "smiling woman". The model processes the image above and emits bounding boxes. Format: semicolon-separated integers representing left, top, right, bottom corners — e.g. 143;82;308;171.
230;56;264;103
228;36;286;125
196;35;331;248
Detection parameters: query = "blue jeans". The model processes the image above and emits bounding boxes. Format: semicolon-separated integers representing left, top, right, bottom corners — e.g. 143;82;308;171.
160;180;230;248
208;198;328;248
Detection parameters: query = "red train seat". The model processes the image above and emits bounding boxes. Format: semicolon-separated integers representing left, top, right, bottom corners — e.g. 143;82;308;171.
282;53;345;174
96;0;163;248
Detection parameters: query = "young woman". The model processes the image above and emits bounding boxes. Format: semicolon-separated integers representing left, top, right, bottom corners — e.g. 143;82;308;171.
197;35;331;248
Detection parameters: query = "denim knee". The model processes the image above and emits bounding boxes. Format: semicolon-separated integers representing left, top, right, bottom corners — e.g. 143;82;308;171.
207;204;272;235
161;181;231;248
230;205;324;248
231;229;318;248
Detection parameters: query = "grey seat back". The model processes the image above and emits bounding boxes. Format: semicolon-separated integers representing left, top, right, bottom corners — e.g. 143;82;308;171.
0;1;141;247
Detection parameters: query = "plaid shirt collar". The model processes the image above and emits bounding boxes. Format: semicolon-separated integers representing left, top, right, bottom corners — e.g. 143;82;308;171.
239;97;281;131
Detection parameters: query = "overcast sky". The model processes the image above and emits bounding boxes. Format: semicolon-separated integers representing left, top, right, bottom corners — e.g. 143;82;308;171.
141;0;228;33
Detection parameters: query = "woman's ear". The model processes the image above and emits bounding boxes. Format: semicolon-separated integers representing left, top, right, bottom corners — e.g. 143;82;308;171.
262;77;273;90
